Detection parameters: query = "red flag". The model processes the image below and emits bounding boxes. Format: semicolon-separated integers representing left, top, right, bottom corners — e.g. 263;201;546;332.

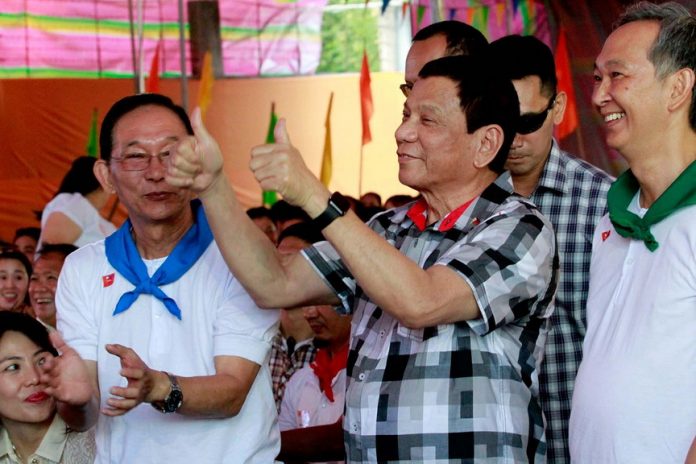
360;50;373;146
145;41;161;94
555;27;578;139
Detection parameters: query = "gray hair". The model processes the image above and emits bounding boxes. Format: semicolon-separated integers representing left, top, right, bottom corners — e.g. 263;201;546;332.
616;2;696;129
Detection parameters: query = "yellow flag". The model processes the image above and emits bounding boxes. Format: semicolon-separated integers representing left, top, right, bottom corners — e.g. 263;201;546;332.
197;51;214;120
320;92;334;187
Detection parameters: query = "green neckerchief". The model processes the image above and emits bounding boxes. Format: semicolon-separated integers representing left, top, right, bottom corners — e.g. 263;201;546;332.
607;160;696;252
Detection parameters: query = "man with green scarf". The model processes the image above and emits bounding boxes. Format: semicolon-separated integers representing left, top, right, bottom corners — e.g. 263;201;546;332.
569;2;696;463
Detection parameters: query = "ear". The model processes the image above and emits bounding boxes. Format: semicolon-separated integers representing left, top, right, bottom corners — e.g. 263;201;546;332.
472;125;504;169
666;67;695;114
93;160;116;195
552;91;568;125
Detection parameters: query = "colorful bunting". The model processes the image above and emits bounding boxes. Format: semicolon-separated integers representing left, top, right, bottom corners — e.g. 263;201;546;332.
320;93;334;187
359;50;373;146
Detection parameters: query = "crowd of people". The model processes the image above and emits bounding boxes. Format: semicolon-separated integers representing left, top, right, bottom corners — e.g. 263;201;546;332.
0;1;694;463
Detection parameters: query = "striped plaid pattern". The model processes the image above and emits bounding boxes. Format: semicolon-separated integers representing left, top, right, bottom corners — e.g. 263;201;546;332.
304;172;558;463
268;333;317;412
533;142;613;464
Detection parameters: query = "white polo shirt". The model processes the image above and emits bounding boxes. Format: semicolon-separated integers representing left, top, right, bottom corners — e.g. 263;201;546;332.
56;240;280;463
570;196;696;463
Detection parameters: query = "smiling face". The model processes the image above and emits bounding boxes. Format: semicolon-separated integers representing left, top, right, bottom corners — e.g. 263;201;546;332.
0;258;29;311
29;253;66;328
395;76;475;194
0;331;55;427
593;20;668;157
96;104;194;228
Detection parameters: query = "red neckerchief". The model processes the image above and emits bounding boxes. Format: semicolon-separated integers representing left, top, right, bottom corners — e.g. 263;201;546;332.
406;197;475;232
310;342;349;402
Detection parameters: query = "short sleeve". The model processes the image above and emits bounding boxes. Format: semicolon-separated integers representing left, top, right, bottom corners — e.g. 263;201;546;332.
302;241;356;315
213;274;280;365
55;247;100;361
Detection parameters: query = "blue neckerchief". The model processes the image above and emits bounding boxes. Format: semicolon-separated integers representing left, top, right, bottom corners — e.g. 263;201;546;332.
105;200;213;320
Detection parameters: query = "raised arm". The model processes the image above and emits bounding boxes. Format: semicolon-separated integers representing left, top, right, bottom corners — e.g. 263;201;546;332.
169;114;493;328
167;109;335;310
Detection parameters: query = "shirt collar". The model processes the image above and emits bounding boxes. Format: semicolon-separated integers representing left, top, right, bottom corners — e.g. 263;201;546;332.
0;415;68;464
406;196;475;232
535;139;568;195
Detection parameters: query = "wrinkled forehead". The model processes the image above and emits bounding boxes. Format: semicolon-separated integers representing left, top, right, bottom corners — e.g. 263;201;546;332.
112;105;189;147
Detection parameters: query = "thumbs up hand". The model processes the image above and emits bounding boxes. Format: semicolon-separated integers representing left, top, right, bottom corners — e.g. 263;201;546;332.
166;107;225;199
250;118;327;214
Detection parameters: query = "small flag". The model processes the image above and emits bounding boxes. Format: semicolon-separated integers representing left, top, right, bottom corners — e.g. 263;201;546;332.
320;93;334;187
197;51;215;120
102;273;115;287
263;103;279;207
145;40;161;94
360;50;373;146
86;108;98;158
555;27;578;139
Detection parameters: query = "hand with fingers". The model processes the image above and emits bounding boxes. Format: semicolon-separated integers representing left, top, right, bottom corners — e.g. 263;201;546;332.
40;331;95;407
249;118;327;212
103;343;161;417
166;107;225;198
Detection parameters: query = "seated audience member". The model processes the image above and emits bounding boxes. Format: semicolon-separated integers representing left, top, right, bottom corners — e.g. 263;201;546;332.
38;156;116;250
0;251;33;316
29;244;78;329
0;311;96;463
270;222;325;411
278;305;351;464
359;192;381;209
270;200;311;235
247;206;278;243
12;227;40;262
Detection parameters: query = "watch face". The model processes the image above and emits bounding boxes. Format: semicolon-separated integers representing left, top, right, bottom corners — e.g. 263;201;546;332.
330;192;351;214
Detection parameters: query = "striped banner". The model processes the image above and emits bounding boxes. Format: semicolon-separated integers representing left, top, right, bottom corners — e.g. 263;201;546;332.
0;0;326;78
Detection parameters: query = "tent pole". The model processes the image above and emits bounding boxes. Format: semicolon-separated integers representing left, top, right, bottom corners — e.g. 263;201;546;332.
178;0;189;111
127;0;138;94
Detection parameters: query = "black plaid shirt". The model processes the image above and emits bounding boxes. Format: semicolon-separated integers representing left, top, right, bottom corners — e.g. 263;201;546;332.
304;172;558;463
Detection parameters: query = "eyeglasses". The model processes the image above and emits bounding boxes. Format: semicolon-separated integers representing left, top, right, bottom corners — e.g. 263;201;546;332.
111;151;171;171
516;93;557;135
399;82;413;97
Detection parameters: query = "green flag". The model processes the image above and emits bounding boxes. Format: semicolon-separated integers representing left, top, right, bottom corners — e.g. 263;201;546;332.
86;108;98;158
263;103;278;207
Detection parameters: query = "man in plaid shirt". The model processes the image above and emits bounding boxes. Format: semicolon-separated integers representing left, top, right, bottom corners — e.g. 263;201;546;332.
167;55;558;462
489;36;613;463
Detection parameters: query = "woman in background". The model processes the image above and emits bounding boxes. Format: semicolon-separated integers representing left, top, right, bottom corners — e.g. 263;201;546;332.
0;312;95;463
0;251;32;317
38;156;115;250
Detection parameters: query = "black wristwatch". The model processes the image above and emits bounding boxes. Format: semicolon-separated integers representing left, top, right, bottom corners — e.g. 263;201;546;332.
313;192;351;230
151;372;183;414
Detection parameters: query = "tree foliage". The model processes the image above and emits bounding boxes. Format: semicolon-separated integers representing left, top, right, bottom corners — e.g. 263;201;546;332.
317;0;381;73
